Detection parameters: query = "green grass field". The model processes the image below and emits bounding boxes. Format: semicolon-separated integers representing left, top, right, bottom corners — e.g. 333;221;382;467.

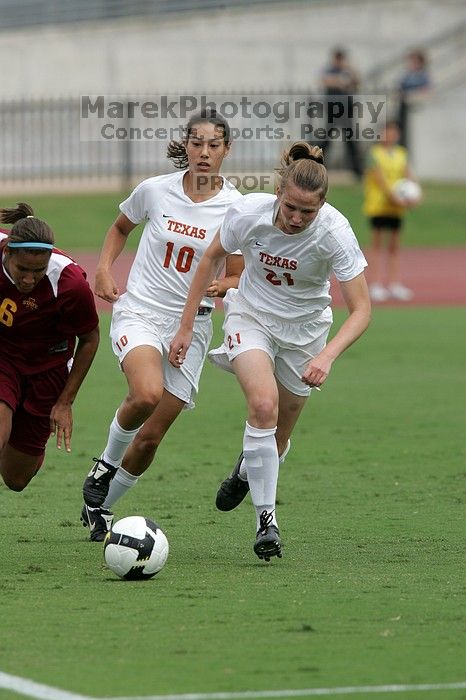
1;308;465;700
4;181;465;250
1;184;465;700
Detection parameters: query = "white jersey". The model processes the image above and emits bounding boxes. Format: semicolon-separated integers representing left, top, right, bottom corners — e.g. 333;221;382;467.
119;170;242;314
219;193;367;322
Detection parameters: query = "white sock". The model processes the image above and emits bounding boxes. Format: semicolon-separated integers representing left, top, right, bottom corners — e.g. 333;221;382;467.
242;422;279;530
255;506;277;530
238;438;290;479
102;411;141;468
102;467;139;509
279;439;291;464
238;458;247;480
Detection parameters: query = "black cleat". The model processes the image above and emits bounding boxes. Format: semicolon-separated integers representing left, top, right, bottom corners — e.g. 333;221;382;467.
82;457;117;507
80;504;114;542
254;510;282;562
215;451;249;511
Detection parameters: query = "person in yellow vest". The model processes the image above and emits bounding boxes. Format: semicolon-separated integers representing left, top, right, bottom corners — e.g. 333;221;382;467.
363;121;417;302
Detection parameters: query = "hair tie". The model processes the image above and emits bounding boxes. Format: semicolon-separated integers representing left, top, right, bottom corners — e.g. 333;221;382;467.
309;154;324;165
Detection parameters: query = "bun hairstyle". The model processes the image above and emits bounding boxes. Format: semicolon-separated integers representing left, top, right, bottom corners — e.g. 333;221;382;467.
167;108;231;169
0;202;54;253
277;142;328;198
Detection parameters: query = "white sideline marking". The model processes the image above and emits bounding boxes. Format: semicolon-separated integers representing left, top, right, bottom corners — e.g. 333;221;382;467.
0;671;92;699
1;672;466;700
109;683;466;699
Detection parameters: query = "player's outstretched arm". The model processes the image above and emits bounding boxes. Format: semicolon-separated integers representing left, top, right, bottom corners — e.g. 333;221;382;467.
95;213;136;302
49;326;100;452
302;272;371;388
169;233;227;367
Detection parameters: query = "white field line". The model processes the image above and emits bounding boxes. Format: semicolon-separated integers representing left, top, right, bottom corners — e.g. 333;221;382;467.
1;672;466;700
109;683;466;700
0;672;92;700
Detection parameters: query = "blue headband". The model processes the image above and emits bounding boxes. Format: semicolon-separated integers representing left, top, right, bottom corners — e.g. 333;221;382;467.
7;242;53;250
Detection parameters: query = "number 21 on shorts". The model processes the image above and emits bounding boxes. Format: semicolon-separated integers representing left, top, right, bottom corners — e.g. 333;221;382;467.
227;332;241;350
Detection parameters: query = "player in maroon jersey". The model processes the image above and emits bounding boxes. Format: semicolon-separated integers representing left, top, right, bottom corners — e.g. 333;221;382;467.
0;202;99;492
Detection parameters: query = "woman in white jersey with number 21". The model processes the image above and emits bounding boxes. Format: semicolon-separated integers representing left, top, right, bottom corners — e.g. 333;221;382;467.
169;142;371;562
80;109;243;541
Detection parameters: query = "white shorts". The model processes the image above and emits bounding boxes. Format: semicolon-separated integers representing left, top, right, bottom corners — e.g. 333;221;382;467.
208;289;332;397
110;296;213;409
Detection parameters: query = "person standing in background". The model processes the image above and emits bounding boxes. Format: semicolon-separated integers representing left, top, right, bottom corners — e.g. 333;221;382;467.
397;49;431;150
363;121;419;302
320;47;363;179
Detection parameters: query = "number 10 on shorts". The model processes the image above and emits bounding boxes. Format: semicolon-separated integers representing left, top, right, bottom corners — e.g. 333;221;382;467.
115;335;128;352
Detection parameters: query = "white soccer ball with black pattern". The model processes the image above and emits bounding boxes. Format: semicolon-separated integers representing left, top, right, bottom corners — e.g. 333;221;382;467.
392;178;422;205
103;516;169;580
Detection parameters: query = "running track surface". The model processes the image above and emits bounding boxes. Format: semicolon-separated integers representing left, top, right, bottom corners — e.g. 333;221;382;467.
73;247;466;313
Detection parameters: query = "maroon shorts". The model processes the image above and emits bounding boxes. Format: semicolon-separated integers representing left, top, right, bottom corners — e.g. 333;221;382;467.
0;356;69;456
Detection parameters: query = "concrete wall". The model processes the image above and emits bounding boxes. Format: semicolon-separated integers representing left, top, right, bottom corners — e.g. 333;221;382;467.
1;0;465;180
411;92;466;181
1;0;464;95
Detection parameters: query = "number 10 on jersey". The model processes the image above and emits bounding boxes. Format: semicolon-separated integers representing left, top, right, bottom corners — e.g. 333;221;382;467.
163;242;195;273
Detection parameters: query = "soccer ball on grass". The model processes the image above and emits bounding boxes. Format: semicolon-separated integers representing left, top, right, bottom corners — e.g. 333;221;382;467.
104;516;169;580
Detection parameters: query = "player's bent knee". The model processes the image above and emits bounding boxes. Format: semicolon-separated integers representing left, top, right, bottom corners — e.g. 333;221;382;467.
1;474;30;492
129;390;163;418
132;433;160;457
248;397;278;426
0;451;44;491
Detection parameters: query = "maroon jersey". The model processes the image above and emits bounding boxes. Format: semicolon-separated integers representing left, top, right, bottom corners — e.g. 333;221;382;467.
0;232;98;375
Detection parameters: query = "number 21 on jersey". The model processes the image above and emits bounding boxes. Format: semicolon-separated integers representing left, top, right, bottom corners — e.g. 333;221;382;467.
264;268;295;286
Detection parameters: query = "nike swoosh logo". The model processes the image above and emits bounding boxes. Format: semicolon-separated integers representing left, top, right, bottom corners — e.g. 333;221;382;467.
254;241;265;247
93;465;109;480
162;214;173;218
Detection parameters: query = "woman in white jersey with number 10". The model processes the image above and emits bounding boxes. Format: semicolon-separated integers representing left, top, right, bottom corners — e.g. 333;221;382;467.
169;141;371;562
80;109;243;541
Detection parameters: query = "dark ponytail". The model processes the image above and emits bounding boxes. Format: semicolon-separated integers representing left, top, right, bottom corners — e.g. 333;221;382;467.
0;202;54;252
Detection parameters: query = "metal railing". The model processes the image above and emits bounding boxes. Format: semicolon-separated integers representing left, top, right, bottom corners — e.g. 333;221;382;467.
1;87;416;188
0;0;315;30
0;95;287;188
